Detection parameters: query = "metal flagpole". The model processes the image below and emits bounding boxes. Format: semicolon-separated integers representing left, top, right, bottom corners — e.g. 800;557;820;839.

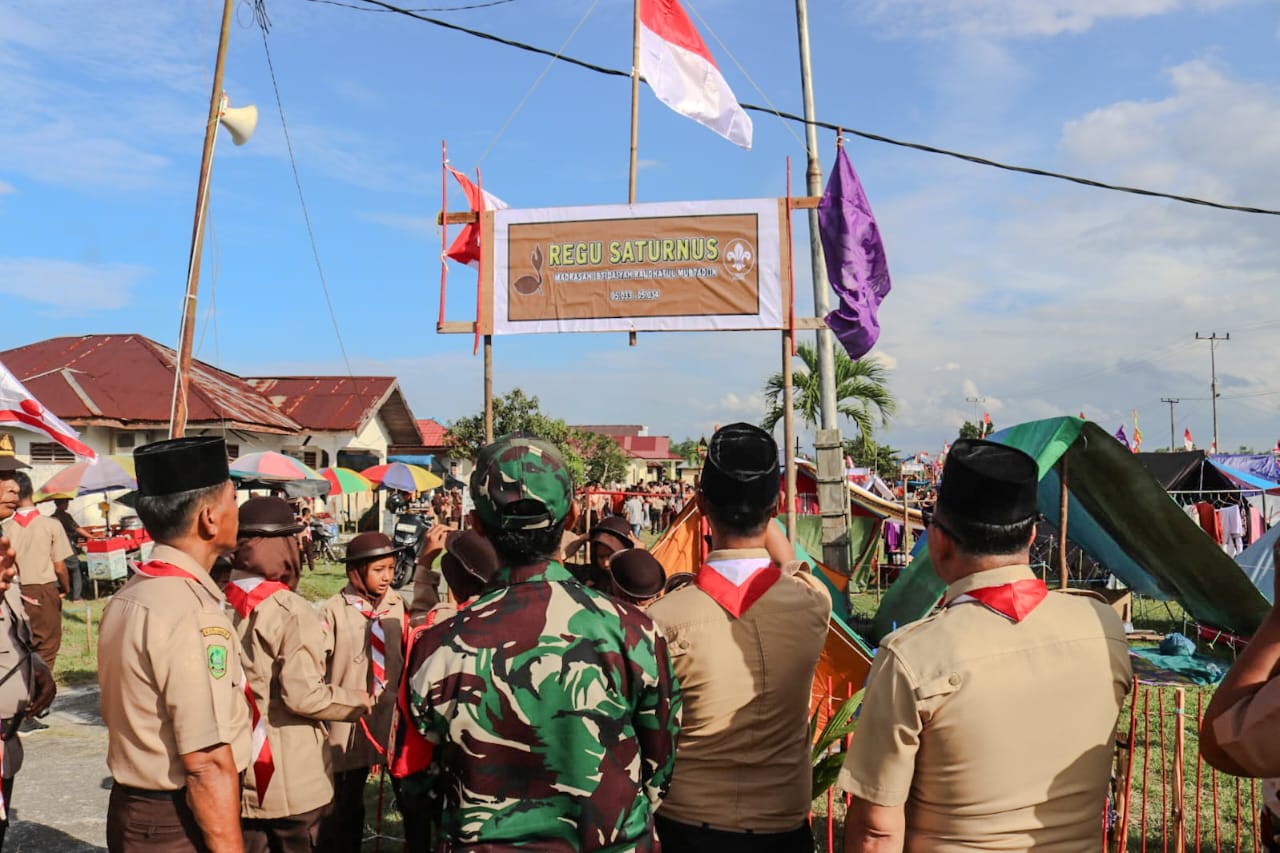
626;0;641;348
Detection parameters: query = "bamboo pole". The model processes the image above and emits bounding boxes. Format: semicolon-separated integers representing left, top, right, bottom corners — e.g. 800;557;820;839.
1059;455;1070;589
85;601;93;656
1173;689;1186;853
783;329;797;546
173;0;234;439
626;0;640;348
483;336;494;443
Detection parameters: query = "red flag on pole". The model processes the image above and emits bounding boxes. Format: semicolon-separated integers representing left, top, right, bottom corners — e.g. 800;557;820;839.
0;359;96;460
444;166;507;269
1183;428;1193;451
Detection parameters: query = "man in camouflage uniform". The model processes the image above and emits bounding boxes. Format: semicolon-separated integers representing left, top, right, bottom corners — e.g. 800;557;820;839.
406;432;681;851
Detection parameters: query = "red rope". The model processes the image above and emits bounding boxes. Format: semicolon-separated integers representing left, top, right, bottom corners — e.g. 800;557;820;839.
473;166;485;356
844;681;854;809
1235;775;1241;853
439;139;448;328
1212;749;1221;853
784;157;797;356
1159;689;1169;853
1119;681;1141;849
1195;694;1204;853
1141;688;1150;853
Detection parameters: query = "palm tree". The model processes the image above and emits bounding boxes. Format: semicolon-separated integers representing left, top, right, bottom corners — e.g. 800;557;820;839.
762;343;896;441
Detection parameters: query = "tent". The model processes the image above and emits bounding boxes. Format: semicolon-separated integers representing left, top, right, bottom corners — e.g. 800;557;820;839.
1236;523;1280;606
1214;453;1280;483
871;417;1270;644
1136;450;1238;495
648;501;875;729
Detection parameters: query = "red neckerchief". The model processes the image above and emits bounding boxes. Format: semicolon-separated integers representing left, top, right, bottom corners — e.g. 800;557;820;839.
695;557;782;618
948;578;1048;622
225;577;291;620
11;509;38;529
134;560;202;582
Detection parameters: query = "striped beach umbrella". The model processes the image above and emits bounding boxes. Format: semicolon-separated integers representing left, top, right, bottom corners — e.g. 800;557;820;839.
360;462;443;493
230;451;322;482
319;467;373;495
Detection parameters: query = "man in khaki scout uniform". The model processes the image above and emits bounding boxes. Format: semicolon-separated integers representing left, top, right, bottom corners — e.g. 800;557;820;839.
2;471;72;672
647;423;831;852
0;456;57;848
98;436;251;853
839;439;1132;852
226;497;371;853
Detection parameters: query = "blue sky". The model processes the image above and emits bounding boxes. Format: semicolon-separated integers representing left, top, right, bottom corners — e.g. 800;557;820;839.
3;0;1280;454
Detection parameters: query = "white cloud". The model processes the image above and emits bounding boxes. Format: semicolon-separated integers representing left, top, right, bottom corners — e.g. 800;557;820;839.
856;0;1241;38
0;258;145;312
0;182;13;196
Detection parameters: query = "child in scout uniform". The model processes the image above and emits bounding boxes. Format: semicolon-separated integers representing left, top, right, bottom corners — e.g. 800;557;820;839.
316;531;407;853
225;497;371;853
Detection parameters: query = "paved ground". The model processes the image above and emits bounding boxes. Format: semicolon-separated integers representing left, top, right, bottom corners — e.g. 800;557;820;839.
7;686;109;852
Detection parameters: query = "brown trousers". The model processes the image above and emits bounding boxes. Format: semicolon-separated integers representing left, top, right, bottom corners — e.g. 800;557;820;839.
242;805;325;853
106;785;208;853
23;582;61;671
314;769;366;853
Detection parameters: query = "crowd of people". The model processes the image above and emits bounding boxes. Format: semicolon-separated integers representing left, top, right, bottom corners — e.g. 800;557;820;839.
0;423;1279;851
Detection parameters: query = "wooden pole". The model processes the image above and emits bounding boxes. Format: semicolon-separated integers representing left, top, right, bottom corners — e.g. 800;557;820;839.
626;0;640;348
1173;688;1187;853
783;330;797;545
172;0;234;439
902;474;912;556
85;601;93;656
1058;455;1070;590
483;335;494;443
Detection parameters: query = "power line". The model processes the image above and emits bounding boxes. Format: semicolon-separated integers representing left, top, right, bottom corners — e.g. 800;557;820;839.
305;0;517;12
318;0;1280;217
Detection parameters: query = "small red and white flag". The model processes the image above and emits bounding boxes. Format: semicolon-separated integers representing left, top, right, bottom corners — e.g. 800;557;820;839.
638;0;752;149
1184;428;1194;451
445;166;507;269
0;358;95;461
981;411;993;438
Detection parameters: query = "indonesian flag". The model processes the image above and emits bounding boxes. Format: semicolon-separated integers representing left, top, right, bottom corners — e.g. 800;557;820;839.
981;411;992;437
0;358;96;461
1184;428;1194;451
638;0;752;149
445;166;507;269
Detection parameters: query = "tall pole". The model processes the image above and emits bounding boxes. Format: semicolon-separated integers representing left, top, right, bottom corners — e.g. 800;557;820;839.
783;330;797;545
965;395;987;427
1058;455;1069;590
1195;332;1229;452
1161;398;1180;451
626;0;641;348
172;0;234;439
795;0;837;430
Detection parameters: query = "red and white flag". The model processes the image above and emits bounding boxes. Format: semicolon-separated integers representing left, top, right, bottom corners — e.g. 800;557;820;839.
445;166;507;269
1184;428;1193;451
0;358;95;461
638;0;752;149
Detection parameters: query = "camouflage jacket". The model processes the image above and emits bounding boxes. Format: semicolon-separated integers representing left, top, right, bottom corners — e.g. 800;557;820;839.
407;560;681;851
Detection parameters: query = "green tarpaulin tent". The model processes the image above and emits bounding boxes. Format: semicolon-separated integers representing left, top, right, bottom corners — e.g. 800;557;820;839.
871;417;1269;644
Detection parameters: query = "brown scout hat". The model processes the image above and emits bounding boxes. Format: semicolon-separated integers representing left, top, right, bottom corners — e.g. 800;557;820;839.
589;515;633;550
441;530;499;600
238;496;304;537
608;549;666;601
0;434;29;472
340;531;405;565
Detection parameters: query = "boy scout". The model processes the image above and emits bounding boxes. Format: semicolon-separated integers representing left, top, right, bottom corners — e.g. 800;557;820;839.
3;471;72;671
98;437;251;853
0;463;56;849
839;439;1132;852
226;497;370;853
315;532;407;853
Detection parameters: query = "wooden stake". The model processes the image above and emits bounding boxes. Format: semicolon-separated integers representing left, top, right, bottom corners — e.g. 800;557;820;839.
173;0;234;439
483;335;494;443
85;602;94;656
1173;688;1186;853
1059;454;1070;590
782;329;797;546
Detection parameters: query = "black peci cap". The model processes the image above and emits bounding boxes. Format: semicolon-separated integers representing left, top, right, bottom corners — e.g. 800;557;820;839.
937;439;1039;526
698;423;780;514
134;437;230;498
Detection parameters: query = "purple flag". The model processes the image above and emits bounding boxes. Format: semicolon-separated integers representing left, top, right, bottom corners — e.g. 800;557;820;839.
818;144;892;360
1114;425;1130;449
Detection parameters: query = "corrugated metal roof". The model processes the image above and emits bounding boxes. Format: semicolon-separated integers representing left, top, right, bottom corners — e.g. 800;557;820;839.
576;424;646;438
619;435;682;461
1;334;300;433
416;418;450;448
248;377;422;446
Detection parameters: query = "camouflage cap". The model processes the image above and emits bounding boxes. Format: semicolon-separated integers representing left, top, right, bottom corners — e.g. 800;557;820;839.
470;432;574;531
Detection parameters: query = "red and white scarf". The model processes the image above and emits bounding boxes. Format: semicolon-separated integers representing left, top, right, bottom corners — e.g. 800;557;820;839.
225;577;290;806
10;508;38;529
948;578;1048;622
695;557;782;618
345;594;390;695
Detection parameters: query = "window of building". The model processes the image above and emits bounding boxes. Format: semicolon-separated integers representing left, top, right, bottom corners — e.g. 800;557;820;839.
225;444;241;460
29;443;75;464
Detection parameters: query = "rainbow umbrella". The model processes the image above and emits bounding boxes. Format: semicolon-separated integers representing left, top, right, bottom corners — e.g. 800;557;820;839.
319;467;373;495
360;462;443;493
40;455;137;496
230;451;323;482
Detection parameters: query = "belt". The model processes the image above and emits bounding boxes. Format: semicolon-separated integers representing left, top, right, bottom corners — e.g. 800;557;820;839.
112;783;185;801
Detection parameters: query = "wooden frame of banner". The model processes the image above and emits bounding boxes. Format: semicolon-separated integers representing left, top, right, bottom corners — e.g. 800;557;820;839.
437;194;821;541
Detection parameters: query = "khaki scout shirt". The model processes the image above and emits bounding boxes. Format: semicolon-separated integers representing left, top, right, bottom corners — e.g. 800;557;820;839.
319;587;405;773
3;512;72;586
839;564;1132;852
1210;642;1280;776
0;585;34;779
647;548;832;833
98;544;251;790
229;570;368;819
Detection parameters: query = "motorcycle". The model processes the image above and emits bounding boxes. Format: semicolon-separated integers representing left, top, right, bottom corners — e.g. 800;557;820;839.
391;511;432;588
309;518;341;563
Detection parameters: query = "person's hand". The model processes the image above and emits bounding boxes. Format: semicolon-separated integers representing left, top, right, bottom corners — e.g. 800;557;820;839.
0;537;14;594
27;653;56;717
357;690;375;715
418;524;452;567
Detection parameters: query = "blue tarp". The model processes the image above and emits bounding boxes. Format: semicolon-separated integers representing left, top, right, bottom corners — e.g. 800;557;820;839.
1237;522;1280;606
1212;453;1280;483
388;454;434;467
1208;460;1280;495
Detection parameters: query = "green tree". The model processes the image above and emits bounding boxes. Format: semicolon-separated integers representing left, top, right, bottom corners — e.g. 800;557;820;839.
447;389;629;485
761;344;896;440
845;439;901;480
958;419;995;440
670;438;703;465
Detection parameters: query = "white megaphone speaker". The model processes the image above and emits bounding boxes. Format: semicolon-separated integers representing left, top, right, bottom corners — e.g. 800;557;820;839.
219;102;258;146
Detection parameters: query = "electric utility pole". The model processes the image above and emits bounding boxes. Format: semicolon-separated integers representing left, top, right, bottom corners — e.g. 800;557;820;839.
1195;332;1229;452
965;396;987;426
1161;398;1180;451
